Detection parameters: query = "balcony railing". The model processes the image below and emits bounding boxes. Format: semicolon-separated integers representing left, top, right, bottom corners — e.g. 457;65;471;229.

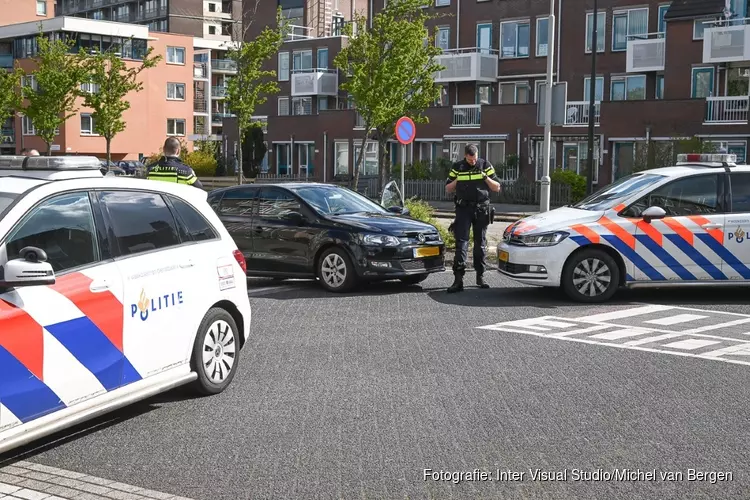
703;18;750;63
291;68;338;96
1;128;15;145
285;25;315;41
451;104;481;128
137;6;168;21
194;99;208;113
212;113;234;124
211;59;237;72
564;101;601;127
704;96;749;124
626;33;665;72
434;47;499;83
212;86;228;98
194;62;208;79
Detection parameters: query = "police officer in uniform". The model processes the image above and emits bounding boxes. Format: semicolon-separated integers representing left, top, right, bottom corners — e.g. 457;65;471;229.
146;137;204;189
445;144;501;293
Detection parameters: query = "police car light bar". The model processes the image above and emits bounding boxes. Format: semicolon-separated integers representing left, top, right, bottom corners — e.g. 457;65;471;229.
676;153;737;164
0;155;101;171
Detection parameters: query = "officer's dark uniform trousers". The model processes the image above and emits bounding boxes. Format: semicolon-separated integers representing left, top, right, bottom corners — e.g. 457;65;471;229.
446;158;499;290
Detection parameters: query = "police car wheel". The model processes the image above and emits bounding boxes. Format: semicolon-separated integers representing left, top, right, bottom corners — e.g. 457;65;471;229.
562;249;620;303
318;247;356;292
400;274;428;285
190;308;240;395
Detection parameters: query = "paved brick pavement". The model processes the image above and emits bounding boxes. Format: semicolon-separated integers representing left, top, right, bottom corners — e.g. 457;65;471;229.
0;462;193;500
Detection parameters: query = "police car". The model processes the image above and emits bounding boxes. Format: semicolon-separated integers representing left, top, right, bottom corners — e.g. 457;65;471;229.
497;153;750;303
0;155;251;454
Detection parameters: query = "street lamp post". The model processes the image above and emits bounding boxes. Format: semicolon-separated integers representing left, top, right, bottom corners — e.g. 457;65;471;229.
586;0;598;196
540;0;556;213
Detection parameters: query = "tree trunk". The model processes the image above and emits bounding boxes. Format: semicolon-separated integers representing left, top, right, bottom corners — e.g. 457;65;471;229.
351;134;367;191
106;137;111;170
237;125;243;185
45;140;51;156
378;139;389;196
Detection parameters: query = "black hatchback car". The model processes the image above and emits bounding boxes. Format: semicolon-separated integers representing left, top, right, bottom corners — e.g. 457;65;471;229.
207;181;445;292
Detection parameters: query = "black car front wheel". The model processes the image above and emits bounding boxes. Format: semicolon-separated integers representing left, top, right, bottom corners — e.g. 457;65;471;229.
318;247;357;293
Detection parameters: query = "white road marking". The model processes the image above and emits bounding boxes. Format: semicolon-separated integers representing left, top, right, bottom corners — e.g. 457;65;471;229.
681;317;750;334
589;328;650;340
700;344;750;358
576;305;675;322
547;325;613;337
662;339;722;350
623;333;687;346
644;314;708;325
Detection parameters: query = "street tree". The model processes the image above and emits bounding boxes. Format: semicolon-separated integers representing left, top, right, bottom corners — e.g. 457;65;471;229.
21;31;88;155
334;0;445;190
225;4;289;182
81;44;161;166
0;64;24;133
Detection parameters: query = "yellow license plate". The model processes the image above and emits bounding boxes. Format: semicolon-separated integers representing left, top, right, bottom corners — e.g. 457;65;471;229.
499;251;509;262
413;246;440;258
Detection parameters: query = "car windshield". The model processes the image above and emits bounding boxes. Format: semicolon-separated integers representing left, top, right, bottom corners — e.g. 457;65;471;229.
291;186;388;215
573;173;667;211
0;192;17;216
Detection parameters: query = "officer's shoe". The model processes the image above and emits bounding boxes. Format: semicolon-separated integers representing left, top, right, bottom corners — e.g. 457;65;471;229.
476;274;490;289
447;276;464;293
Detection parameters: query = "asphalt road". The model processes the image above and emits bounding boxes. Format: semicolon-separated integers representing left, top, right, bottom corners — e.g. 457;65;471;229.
4;272;750;500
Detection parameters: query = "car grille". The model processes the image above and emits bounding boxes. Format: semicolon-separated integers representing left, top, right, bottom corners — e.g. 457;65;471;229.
402;231;441;244
402;257;443;271
498;261;527;274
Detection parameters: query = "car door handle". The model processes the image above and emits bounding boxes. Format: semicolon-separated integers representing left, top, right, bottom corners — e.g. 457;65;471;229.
89;279;109;292
180;259;194;268
702;223;723;229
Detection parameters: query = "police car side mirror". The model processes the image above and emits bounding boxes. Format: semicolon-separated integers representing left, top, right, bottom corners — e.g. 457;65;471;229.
0;246;56;289
642;206;666;224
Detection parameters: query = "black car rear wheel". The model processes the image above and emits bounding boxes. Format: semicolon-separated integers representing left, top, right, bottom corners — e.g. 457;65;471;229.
318;247;356;293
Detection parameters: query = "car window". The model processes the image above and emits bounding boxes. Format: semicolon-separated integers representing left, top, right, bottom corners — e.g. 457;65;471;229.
258;187;301;219
219;187;258;216
4;191;99;273
730;173;750;213
622;174;720;218
99;190;181;256
573;173;666;211
168;195;218;242
0;192;17;215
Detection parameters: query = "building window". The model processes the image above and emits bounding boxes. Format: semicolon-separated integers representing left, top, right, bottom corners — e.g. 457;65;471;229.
167;118;186;136
612;8;648;52
658;4;669;34
80;114;97;135
476;84;491;104
21;115;34;136
611;75;647;100
167;46;185;64
656;74;664;99
317;96;328;111
586;12;606;53
536;17;549;56
435;0;449;6
436;26;450;50
583;76;604;101
167;83;186;100
499;82;530;104
486;142;507;178
278;52;289;81
691;67;714;98
209;26;216;35
278;97;290;116
693;19;709;40
500;20;530;58
36;0;47;16
317;48;328;69
208;3;216;12
292;50;313;71
477;23;492;53
334;141;349;176
292;97;312;115
354;141;379;176
81;82;99;94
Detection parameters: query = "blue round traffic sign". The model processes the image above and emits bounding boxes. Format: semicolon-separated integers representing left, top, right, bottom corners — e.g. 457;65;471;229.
395;116;416;145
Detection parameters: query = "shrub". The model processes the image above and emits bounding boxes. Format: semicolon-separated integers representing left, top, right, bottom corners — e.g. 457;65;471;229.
405;197;457;249
185;150;218;177
550;168;587;203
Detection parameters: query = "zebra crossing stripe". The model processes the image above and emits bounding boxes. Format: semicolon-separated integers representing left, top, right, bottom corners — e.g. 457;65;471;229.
576;305;674;322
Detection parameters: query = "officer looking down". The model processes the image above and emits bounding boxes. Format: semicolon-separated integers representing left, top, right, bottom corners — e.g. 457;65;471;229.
146;137;204;189
445;144;501;293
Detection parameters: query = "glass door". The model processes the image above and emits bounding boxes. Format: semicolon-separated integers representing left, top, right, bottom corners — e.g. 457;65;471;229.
562;143;578;172
275;143;290;175
477;23;492;54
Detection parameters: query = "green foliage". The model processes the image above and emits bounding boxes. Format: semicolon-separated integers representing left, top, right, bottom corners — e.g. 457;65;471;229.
0;65;23;125
81;44;161;164
550;169;587;203
146;137;189;165
22;30;89;155
404;197;456;248
225;8;287;178
185;149;218;177
334;0;446;188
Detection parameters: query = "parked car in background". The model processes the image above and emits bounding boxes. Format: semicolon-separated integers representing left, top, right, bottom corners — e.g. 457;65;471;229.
207;181;445;292
118;160;147;177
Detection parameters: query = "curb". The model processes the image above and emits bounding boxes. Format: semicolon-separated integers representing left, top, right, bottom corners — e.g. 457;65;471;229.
433;211;527;222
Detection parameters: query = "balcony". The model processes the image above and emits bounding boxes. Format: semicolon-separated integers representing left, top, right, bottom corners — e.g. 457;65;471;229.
211;59;237;73
703;18;750;63
451;105;481;128
434;48;499;83
285;25;315;41
1;128;15;145
136;6;168;21
194;62;208;79
194;99;208;114
212;86;228;98
626;33;665;72
212;113;234;124
291;69;338;96
704;96;749;124
564;101;600;127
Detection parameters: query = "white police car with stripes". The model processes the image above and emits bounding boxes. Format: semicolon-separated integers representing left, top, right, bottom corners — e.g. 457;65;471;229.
497;154;750;302
0;155;251;454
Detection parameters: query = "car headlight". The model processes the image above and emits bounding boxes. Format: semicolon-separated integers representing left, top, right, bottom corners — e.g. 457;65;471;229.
515;231;569;247
361;234;401;247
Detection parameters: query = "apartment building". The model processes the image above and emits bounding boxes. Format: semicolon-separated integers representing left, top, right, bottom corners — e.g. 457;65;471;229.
0;16;195;160
249;0;750;187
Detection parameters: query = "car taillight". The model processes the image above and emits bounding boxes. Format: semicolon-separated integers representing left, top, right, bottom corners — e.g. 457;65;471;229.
233;249;247;274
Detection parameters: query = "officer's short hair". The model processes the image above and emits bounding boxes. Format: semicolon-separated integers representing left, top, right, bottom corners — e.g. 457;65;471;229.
163;137;181;156
465;144;478;156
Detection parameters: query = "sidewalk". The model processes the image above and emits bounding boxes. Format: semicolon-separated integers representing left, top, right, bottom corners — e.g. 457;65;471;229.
426;201;540;221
